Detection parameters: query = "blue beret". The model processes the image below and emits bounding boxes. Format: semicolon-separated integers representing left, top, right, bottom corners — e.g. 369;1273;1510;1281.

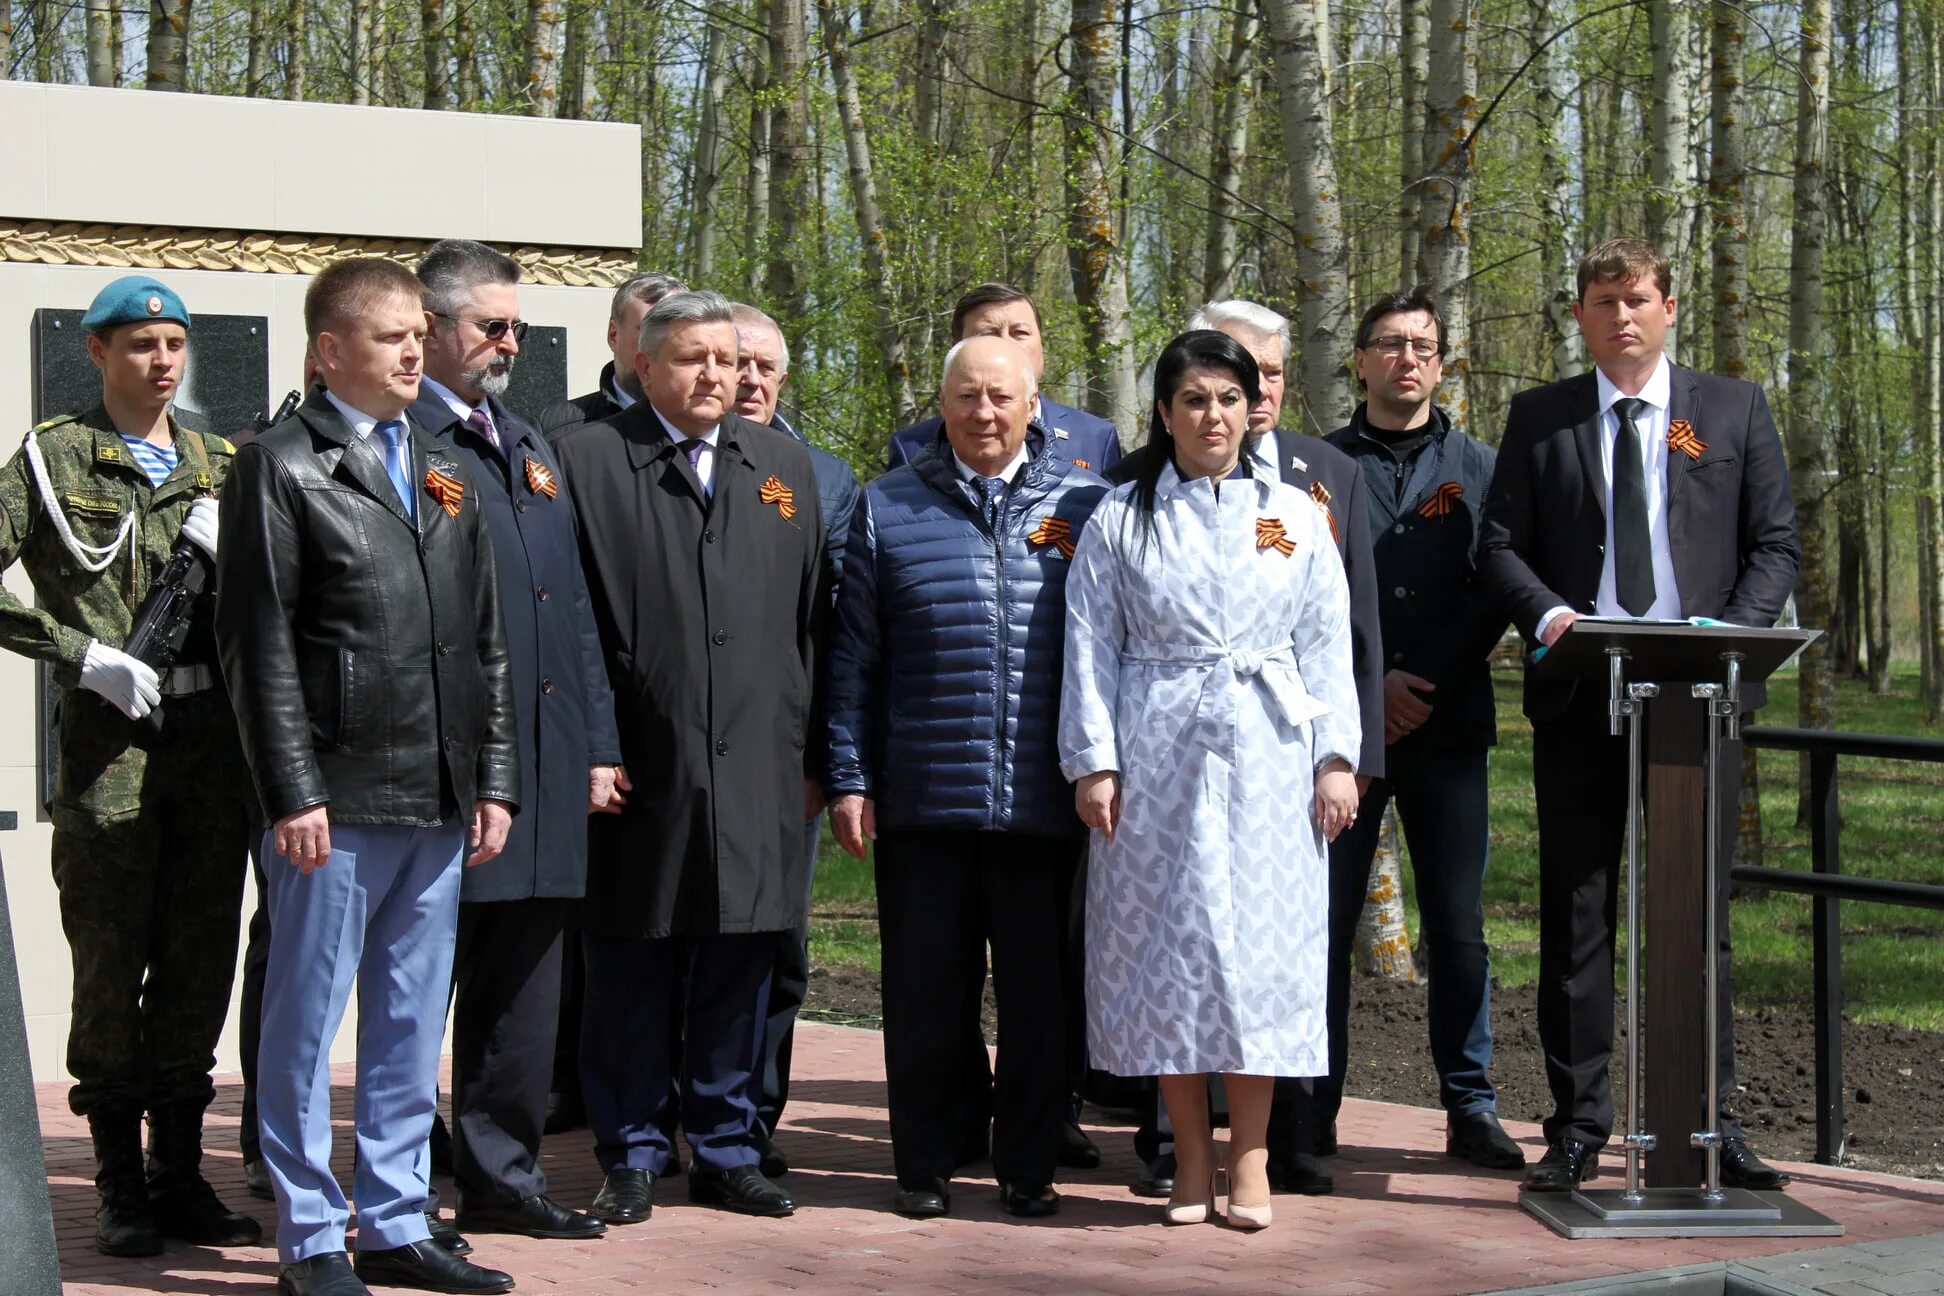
80;276;191;333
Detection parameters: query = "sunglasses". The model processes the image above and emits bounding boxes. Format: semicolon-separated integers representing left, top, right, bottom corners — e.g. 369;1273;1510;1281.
434;312;530;343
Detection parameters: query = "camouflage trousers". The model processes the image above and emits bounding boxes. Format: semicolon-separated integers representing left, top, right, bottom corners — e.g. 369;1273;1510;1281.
50;688;253;1121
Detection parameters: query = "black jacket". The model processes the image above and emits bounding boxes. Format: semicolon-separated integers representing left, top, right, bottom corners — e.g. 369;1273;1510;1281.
1108;433;1386;779
537;362;625;439
215;389;520;826
552;406;825;938
411;388;622;900
1326;404;1506;752
1478;364;1800;721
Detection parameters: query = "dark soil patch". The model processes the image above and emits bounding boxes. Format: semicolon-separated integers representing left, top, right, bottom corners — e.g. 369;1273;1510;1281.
803;964;1944;1181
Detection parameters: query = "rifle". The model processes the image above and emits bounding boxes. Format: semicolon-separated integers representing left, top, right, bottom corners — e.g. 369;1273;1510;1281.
123;539;211;733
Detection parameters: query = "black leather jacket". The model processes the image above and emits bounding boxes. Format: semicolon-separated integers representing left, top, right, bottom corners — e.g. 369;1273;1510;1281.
215;391;520;826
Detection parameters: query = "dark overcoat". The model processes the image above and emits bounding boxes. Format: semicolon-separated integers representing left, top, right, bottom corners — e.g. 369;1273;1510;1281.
410;388;622;902
551;405;824;939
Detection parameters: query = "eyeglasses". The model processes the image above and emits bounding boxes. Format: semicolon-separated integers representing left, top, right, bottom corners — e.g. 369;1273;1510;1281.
435;313;530;343
1365;336;1441;359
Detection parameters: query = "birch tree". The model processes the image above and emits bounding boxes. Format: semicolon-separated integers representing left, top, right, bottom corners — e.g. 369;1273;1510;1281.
348;0;370;103
523;0;561;116
1648;0;1694;358
1063;0;1140;435
690;21;729;284
285;0;305;98
764;0;810;320
1265;0;1352;431
1532;0;1581;378
1202;0;1259;303
146;0;189;91
1417;0;1475;426
86;0;113;85
1398;0;1429;288
421;0;447;109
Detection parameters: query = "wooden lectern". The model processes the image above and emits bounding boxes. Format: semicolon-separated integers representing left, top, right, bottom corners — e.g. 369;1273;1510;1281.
1517;621;1842;1239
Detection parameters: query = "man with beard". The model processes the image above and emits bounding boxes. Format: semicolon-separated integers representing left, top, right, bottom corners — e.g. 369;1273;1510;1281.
408;239;621;1246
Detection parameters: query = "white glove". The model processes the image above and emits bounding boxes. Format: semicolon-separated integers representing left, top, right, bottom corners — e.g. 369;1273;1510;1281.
180;497;220;559
81;640;161;720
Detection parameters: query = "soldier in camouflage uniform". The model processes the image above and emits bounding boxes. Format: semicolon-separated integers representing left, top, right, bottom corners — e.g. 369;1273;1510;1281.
0;277;259;1256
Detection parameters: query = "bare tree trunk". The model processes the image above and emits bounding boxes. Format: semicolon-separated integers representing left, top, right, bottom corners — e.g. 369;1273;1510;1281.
1353;807;1420;982
815;0;918;424
454;0;476;108
1416;0;1475;426
1398;0;1428;287
1648;0;1693;358
523;0;560;115
0;0;12;80
145;0;188;90
746;46;771;301
558;0;588;117
1063;0;1140;436
764;0;809;320
1202;0;1258;303
914;0;944;148
244;0;269;93
1786;0;1833;823
1532;0;1580;379
368;0;386;103
1870;428;1894;692
285;0;305;98
347;0;369;103
30;0;51;81
421;0;447;109
85;0;112;84
1709;0;1748;381
1925;15;1944;716
689;20;728;283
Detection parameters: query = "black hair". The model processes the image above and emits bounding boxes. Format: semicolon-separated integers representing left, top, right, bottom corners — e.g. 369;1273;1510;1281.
1128;329;1262;550
1353;285;1447;355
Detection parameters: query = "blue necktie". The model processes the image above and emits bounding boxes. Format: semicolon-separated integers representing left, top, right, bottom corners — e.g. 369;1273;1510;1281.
375;420;415;520
976;475;1006;530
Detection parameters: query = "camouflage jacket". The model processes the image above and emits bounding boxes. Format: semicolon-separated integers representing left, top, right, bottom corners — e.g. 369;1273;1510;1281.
0;405;232;688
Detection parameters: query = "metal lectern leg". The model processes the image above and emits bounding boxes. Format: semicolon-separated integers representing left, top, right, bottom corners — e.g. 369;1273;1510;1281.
1691;654;1742;1201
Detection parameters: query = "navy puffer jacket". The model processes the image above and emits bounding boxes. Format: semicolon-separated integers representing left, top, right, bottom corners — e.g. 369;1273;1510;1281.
823;443;1109;839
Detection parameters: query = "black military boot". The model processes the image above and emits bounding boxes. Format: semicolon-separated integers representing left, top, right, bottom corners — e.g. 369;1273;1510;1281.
92;1113;164;1257
147;1106;265;1247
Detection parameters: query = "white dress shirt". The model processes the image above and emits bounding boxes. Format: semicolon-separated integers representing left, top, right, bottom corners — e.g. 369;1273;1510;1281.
1248;426;1283;477
323;388;391;448
1536;354;1685;640
419;373;499;451
952;442;1031;487
652;404;721;494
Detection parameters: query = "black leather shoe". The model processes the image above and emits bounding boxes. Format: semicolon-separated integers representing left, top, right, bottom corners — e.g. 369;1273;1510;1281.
1523;1137;1600;1191
1719;1137;1792;1190
1314;1119;1338;1156
458;1193;606;1239
589;1169;656;1225
1445;1112;1527;1170
245;1157;274;1201
1058;1121;1101;1170
355;1239;513;1294
278;1251;371;1296
1267;1150;1334;1195
689;1164;795;1217
425;1211;472;1255
1130;1152;1175;1198
542;1091;586;1136
893;1177;951;1218
758;1132;789;1178
149;1168;264;1246
998;1180;1061;1218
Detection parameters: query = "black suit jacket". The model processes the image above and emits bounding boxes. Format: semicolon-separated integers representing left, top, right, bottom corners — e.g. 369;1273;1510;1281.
537;361;626;440
411;389;622;901
1477;363;1800;722
1108;433;1385;779
552;406;825;938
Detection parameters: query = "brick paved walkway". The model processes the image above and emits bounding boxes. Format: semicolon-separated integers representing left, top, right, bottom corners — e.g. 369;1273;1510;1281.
40;1022;1944;1295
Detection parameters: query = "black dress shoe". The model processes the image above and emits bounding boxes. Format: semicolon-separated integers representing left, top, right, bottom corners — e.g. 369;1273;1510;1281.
1267;1151;1334;1195
356;1239;513;1294
1719;1137;1792;1190
1130;1152;1175;1199
278;1251;371;1296
245;1157;275;1201
893;1177;951;1218
1445;1112;1527;1170
689;1164;795;1217
1523;1137;1600;1192
1058;1121;1101;1170
758;1132;789;1178
458;1193;607;1239
997;1180;1061;1218
425;1211;472;1256
589;1169;656;1225
542;1091;586;1136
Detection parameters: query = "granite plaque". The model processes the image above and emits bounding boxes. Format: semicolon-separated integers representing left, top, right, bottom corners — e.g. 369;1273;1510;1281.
28;310;271;814
0;839;62;1294
504;324;568;424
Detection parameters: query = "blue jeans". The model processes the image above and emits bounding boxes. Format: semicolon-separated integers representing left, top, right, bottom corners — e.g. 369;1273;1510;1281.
1309;744;1497;1122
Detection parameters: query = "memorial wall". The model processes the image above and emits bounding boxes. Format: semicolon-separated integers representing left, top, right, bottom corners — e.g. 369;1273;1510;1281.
0;81;644;1081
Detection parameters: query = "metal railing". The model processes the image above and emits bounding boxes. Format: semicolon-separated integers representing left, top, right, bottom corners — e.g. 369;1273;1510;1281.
1735;725;1944;1165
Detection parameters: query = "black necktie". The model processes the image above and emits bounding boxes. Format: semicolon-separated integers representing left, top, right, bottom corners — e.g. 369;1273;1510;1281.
1610;396;1655;616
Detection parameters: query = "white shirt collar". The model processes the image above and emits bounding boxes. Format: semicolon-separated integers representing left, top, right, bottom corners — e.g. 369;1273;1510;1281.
1595;354;1673;416
952;441;1030;485
324;388;392;441
650;404;719;447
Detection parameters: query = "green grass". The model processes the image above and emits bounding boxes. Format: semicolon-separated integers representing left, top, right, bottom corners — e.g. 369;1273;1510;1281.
811;664;1944;1027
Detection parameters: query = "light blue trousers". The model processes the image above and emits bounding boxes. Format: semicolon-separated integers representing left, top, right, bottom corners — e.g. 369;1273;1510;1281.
257;821;463;1263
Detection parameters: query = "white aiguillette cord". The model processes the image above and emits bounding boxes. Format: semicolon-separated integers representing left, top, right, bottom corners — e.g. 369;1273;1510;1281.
22;428;135;573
